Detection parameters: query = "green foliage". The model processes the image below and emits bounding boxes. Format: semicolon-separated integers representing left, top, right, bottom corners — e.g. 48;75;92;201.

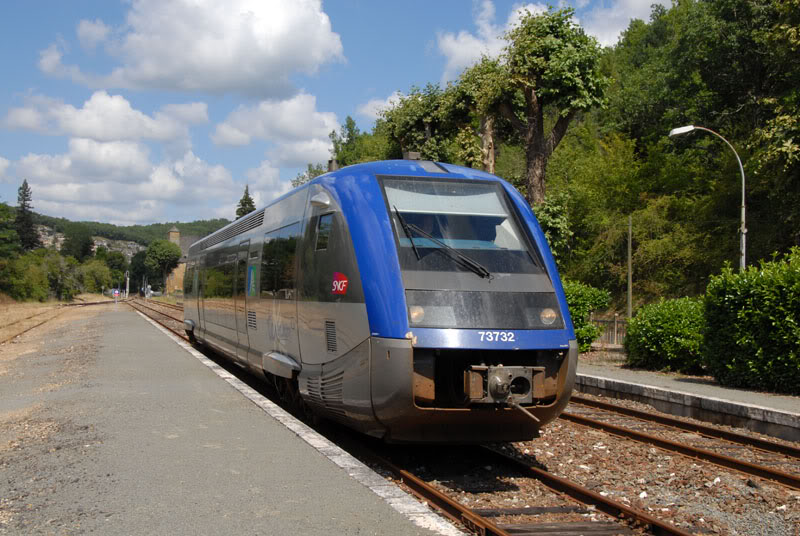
0;202;20;260
1;249;80;301
502;7;607;205
703;249;800;394
236;185;257;219
562;279;611;352
380;84;460;162
32;212;229;247
80;260;112;294
144;239;182;289
15;180;41;251
2;252;49;301
531;191;572;262
104;250;128;273
625;297;705;373
292;163;326;188
129;250;149;290
60;224;95;261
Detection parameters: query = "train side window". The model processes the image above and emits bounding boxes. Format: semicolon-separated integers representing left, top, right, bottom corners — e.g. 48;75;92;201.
260;230;281;299
316;213;333;251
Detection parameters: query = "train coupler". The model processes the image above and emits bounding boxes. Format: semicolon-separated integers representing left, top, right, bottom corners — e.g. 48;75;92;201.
464;365;545;405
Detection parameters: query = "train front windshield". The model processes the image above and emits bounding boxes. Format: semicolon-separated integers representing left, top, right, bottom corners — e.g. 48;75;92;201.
383;177;543;274
382;177;563;330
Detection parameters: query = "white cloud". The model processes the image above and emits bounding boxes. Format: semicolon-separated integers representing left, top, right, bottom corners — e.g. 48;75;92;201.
268;138;332;168
245;161;292;207
437;1;546;82
213;93;337;146
212;92;335;167
5;91;207;143
14;141;236;224
77;19;111;50
581;0;669;46
356;92;402;121
0;157;9;180
40;0;344;97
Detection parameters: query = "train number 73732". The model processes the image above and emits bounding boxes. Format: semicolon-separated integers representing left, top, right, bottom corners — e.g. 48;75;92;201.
478;331;516;342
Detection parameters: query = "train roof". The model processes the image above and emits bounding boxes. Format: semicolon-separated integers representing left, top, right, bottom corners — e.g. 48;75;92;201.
189;160;509;252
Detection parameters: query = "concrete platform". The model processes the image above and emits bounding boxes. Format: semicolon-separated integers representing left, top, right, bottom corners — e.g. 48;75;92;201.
1;306;460;535
576;362;800;442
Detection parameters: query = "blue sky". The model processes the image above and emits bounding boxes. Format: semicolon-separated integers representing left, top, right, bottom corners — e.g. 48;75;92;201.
0;0;663;225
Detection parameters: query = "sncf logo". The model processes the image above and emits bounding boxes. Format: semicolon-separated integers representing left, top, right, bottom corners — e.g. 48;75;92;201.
332;272;349;295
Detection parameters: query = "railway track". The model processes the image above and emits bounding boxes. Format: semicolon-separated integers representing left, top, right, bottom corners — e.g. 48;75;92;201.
0;300;120;345
363;443;696;536
563;395;800;491
130;299;702;535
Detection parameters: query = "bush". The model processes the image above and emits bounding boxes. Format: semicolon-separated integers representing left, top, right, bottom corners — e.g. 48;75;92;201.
625;297;705;373
562;279;611;352
4;253;49;302
703;248;800;394
80;260;112;294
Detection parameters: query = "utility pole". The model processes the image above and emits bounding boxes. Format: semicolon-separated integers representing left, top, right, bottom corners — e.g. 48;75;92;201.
627;215;632;319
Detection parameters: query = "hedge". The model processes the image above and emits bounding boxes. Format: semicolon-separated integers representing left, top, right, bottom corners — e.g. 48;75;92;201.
624;297;705;373
562;279;611;352
703;248;800;394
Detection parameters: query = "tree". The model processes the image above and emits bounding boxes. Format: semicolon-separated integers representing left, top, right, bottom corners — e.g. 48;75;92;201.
236;185;256;219
104;250;128;273
292;163;326;188
15;180;41;250
129;250;150;292
60;224;94;261
144;239;182;290
380;84;460;162
500;8;607;205
0;202;20;260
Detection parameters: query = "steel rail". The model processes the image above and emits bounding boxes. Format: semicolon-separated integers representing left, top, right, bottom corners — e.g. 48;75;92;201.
130;299;183;323
560;411;800;491
130;300;687;535
0;300;120;345
128;301;189;341
570;394;800;459
361;450;514;536
147;300;183;311
484;447;695;536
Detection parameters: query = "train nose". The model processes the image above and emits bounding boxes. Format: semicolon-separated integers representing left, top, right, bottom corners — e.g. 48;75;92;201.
466;366;535;404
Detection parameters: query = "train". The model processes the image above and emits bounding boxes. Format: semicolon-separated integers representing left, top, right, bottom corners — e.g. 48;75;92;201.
182;159;577;443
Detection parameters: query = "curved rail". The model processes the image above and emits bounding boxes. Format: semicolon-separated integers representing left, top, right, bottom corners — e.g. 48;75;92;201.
560;409;800;490
570;394;800;459
1;300;121;345
131;299;697;536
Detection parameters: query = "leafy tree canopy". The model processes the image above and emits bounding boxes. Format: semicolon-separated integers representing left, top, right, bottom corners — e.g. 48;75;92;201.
144;239;182;289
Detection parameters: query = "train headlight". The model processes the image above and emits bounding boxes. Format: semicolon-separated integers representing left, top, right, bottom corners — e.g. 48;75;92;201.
409;305;425;324
540;308;558;325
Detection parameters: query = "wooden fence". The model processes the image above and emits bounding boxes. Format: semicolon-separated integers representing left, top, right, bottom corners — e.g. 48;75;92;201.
589;313;628;347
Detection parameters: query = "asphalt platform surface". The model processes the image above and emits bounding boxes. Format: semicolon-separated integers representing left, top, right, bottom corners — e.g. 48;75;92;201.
0;306;452;535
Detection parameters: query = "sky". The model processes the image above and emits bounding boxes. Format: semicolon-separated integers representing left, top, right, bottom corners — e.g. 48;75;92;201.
0;0;665;226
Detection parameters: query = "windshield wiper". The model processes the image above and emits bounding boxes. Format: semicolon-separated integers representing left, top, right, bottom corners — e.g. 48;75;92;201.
393;206;420;260
404;222;492;280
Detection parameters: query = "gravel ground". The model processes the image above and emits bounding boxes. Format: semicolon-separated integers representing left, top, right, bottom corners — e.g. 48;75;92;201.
505;413;800;535
0;307;106;533
3;306;799;535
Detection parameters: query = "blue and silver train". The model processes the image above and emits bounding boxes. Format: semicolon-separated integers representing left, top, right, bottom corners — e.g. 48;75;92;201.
183;159;577;443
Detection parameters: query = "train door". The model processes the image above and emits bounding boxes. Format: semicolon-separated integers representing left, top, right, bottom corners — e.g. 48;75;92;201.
234;240;250;356
274;223;301;359
198;254;206;331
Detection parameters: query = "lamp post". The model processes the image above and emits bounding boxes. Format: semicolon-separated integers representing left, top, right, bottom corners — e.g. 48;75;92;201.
669;125;747;271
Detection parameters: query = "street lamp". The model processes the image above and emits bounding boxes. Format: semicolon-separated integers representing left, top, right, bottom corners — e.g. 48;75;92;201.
669;125;747;271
